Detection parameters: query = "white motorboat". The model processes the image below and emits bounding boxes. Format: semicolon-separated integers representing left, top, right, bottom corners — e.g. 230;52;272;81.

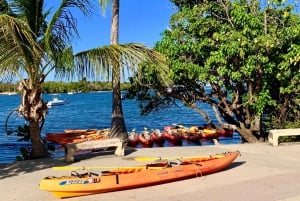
8;92;18;96
47;96;65;107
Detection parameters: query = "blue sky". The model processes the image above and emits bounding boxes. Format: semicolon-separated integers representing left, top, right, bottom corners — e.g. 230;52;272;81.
70;0;176;53
45;0;176;81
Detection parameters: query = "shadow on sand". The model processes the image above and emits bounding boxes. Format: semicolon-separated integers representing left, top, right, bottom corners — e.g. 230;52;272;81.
0;147;137;180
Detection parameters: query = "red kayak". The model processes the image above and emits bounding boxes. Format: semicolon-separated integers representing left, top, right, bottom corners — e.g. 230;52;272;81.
182;132;201;143
162;126;182;146
138;128;153;148
150;129;165;147
127;129;139;147
216;126;234;137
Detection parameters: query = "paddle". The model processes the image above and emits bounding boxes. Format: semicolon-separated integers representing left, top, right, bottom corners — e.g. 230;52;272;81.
134;154;225;162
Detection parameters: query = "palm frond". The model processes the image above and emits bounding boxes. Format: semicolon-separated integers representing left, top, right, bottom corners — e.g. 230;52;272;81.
45;0;94;54
9;0;45;38
40;0;95;80
75;43;173;86
0;14;43;79
98;0;112;15
51;47;76;80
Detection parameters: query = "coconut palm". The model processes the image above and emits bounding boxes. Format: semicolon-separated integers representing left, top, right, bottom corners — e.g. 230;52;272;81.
0;0;94;159
108;0;127;140
75;0;171;143
75;44;171;140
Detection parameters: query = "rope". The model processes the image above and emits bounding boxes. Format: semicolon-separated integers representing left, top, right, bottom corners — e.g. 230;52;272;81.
195;163;203;177
4;108;19;134
5;107;45;135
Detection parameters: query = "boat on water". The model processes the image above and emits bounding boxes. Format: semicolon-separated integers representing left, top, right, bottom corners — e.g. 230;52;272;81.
39;151;240;198
0;91;18;95
8;92;18;96
47;95;66;107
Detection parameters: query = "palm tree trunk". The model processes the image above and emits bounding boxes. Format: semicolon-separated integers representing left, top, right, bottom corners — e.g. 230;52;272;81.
29;120;46;158
111;66;127;140
110;0;119;44
18;80;48;158
110;0;128;140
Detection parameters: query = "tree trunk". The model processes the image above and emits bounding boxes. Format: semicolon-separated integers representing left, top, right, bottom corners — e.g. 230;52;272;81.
111;69;128;140
236;127;259;143
29;120;46;158
110;0;119;44
18;80;48;159
109;0;128;140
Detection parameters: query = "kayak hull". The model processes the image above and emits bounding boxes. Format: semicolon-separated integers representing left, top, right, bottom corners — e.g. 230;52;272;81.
40;151;240;198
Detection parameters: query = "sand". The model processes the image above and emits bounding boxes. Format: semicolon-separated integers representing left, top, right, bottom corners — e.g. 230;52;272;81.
1;143;300;201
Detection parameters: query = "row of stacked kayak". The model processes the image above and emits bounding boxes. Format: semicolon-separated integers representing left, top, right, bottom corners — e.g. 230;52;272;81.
127;124;234;148
44;124;234;148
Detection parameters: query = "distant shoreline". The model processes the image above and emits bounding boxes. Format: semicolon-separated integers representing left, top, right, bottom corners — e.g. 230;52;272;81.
0;92;18;95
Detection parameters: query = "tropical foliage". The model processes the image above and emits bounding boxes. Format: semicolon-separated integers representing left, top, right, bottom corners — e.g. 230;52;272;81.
0;0;94;159
128;0;300;142
0;0;171;160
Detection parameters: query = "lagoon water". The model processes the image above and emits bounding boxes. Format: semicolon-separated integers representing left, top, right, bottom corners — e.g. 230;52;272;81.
0;91;241;164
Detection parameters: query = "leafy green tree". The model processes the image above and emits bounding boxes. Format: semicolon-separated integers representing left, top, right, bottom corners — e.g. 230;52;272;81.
0;0;93;158
129;0;300;142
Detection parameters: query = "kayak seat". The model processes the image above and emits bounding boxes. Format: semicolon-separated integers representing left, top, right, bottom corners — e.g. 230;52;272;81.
71;171;85;178
168;160;182;167
71;171;100;178
89;172;99;177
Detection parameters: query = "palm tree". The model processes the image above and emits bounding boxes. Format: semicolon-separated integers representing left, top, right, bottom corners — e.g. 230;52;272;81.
108;0;127;140
75;0;171;142
75;44;171;140
0;0;94;159
107;0;129;140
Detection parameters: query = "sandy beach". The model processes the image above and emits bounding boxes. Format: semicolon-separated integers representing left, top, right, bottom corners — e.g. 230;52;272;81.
1;143;300;201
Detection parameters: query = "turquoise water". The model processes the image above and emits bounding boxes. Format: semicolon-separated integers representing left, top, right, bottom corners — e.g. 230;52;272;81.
0;91;241;164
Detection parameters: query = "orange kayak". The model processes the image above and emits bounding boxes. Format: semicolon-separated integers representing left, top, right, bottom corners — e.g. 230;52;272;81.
45;129;110;145
39;151;240;198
